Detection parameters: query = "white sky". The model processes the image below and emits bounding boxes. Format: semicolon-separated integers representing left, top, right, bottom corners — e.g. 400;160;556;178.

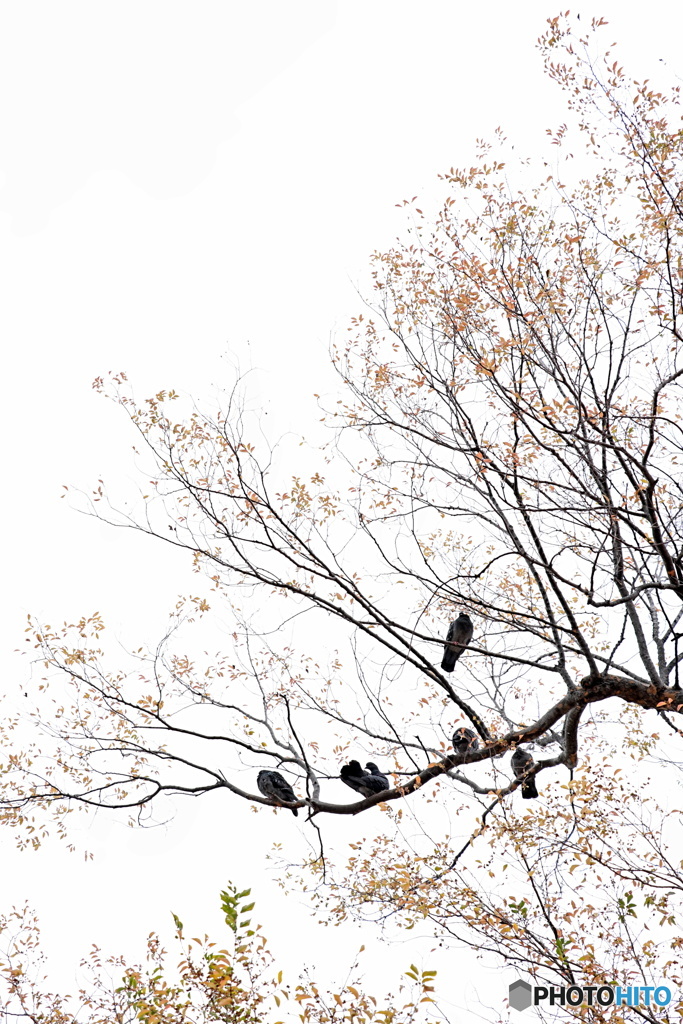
1;2;682;1019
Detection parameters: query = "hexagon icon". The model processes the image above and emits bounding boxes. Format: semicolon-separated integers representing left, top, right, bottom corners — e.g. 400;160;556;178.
509;980;532;1011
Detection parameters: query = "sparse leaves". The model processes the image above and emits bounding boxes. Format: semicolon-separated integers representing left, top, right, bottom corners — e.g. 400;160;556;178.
4;13;683;1022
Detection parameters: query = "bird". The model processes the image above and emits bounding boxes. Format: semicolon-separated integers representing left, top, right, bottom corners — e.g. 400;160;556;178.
340;760;390;798
511;748;539;799
441;612;474;672
365;762;390;790
452;727;479;755
256;769;299;815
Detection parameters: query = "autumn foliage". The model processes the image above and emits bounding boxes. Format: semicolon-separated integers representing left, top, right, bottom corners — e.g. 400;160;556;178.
0;886;438;1023
3;13;683;1022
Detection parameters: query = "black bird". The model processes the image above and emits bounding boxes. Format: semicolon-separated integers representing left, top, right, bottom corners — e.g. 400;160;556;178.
256;769;299;815
365;762;390;790
511;748;539;799
441;612;474;672
340;760;390;798
452;727;479;755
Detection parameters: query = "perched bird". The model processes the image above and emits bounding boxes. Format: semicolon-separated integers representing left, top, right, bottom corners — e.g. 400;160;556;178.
441;612;474;672
452;727;479;755
365;762;390;790
340;760;390;798
511;748;539;799
340;760;372;795
256;769;299;815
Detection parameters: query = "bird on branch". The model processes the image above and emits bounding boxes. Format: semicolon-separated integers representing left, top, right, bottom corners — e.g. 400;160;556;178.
452;726;479;755
340;760;390;797
364;761;390;790
511;747;539;799
256;770;299;815
441;612;474;672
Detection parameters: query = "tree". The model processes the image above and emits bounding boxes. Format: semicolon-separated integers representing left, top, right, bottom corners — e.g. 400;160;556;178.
0;885;439;1023
4;13;683;1020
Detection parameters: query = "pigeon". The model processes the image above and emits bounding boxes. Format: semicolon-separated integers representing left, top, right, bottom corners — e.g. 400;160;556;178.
256;769;299;815
511;748;539;799
365;762;390;790
452;727;479;755
340;760;390;797
441;612;474;672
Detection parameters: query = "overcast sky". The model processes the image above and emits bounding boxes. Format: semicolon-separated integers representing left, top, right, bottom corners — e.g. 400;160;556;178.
1;1;682;1019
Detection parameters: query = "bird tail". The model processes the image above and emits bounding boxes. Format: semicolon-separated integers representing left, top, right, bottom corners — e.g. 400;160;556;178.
441;649;458;672
291;807;299;816
522;779;539;799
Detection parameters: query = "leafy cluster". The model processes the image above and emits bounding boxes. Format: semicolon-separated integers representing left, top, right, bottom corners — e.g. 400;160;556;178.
0;886;439;1024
